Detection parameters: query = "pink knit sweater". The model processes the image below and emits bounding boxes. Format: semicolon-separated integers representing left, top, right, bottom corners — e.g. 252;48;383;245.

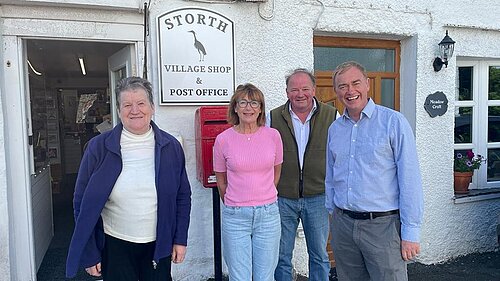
213;126;283;206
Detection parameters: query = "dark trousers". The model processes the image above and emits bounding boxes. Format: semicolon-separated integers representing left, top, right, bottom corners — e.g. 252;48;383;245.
102;234;172;281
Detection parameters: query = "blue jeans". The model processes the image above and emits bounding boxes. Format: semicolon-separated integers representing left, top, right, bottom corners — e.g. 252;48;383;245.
275;195;330;281
222;202;281;281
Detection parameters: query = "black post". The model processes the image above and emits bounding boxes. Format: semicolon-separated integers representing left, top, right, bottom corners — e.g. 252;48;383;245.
212;187;223;281
142;2;148;79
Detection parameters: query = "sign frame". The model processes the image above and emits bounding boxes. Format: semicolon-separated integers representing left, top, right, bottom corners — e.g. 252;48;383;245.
157;7;235;105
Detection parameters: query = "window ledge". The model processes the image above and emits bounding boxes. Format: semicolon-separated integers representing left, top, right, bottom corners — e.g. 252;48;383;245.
454;188;500;204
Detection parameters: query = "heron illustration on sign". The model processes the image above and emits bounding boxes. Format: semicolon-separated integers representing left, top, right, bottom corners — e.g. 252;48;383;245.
188;30;206;62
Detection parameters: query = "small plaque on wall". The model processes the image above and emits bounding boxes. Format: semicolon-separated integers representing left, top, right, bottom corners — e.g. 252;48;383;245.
424;91;448;118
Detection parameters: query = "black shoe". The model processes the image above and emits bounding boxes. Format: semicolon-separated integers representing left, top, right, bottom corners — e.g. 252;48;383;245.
329;267;338;281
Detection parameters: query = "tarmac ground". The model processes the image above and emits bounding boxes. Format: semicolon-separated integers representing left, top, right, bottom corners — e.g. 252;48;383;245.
406;250;500;281
295;250;500;281
205;250;500;281
37;240;499;280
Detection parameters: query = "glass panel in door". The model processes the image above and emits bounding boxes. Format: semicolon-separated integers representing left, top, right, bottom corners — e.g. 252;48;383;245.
314;47;395;72
381;79;395;109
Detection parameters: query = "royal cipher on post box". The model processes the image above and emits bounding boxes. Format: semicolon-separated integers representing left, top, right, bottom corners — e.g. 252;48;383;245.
195;106;231;188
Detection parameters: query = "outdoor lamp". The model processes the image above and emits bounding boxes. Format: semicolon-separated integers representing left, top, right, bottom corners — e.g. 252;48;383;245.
433;30;456;72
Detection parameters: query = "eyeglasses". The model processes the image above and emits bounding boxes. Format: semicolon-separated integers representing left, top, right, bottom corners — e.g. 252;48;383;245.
237;100;261;108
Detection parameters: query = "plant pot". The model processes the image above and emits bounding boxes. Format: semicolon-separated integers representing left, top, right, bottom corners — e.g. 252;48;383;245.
454;171;473;194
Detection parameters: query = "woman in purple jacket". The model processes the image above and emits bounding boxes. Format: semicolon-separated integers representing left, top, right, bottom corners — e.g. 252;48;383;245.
65;77;191;280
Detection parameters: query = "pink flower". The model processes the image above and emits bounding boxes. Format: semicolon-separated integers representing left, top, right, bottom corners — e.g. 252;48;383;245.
466;150;475;159
454;150;486;172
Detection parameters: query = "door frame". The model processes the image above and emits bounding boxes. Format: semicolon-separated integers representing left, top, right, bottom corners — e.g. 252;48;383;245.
4;37;139;280
3;35;37;281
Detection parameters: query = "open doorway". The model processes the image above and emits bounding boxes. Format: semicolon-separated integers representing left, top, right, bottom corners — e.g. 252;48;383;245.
26;39;131;280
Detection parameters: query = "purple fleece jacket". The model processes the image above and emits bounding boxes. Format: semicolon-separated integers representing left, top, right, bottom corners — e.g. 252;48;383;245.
65;122;191;278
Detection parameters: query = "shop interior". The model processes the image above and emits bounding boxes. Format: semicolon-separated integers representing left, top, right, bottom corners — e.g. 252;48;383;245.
28;39;126;188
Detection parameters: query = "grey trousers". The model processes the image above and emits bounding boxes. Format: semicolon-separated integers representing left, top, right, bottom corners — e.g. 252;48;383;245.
330;207;408;281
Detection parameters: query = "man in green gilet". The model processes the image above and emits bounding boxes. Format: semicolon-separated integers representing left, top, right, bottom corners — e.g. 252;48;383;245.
268;68;337;281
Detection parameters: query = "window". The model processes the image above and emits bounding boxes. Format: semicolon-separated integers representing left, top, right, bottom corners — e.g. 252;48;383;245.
313;36;400;113
455;60;500;189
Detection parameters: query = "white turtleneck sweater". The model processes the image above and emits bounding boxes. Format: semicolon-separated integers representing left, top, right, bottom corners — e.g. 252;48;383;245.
101;127;157;243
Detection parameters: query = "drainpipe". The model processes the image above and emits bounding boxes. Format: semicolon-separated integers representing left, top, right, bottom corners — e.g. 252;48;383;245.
142;1;150;79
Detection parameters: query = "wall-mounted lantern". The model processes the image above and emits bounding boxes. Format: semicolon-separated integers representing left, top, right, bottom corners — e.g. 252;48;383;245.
433;30;456;72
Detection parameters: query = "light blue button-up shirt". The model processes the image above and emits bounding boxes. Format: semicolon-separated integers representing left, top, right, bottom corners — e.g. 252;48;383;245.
325;99;423;242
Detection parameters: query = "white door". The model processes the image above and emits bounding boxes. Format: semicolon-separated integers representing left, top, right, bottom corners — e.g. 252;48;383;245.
108;45;137;126
24;39;55;272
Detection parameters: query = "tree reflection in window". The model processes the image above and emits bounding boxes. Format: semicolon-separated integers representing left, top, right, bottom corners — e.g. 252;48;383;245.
455;107;473;144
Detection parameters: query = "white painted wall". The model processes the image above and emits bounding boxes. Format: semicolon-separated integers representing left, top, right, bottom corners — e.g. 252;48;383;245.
1;0;499;280
0;0;140;10
0;7;12;280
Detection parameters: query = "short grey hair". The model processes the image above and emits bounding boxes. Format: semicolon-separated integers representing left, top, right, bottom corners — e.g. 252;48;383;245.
285;68;316;89
115;76;154;108
332;61;368;88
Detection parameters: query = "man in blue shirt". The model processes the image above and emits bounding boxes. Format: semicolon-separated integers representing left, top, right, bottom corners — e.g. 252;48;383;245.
325;61;423;281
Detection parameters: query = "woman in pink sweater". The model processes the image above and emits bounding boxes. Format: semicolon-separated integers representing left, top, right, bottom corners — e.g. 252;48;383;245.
213;83;283;281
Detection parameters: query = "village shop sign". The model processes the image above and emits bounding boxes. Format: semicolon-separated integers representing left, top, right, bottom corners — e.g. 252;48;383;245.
157;7;235;105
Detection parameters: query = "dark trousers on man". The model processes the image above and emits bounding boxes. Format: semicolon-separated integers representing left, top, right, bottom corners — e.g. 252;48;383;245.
330;207;407;281
102;234;172;281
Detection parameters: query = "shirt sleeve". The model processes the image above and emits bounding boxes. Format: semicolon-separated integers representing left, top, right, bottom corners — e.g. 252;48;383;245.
325;125;335;213
265;111;272;127
393;115;424;242
213;134;227;173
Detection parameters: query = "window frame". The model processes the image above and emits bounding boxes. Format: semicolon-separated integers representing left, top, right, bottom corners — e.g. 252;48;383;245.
456;59;500;189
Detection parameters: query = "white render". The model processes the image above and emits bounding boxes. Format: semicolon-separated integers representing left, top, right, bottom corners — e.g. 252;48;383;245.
1;0;500;280
0;6;11;279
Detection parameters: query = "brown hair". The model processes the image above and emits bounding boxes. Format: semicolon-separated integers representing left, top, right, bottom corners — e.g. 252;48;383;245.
332;61;368;88
227;83;266;126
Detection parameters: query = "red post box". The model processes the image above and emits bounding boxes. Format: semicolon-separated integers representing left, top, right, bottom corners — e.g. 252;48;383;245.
195;106;232;188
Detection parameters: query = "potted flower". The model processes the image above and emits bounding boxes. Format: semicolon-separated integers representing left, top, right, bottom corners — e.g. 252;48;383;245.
453;150;486;194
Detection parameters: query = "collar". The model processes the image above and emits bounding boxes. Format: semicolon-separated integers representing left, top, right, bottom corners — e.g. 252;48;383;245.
104;121;170;155
342;98;375;121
